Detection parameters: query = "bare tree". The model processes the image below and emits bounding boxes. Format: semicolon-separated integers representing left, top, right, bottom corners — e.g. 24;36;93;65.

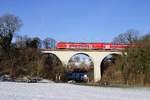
0;14;22;77
0;14;22;50
15;35;28;48
113;29;139;44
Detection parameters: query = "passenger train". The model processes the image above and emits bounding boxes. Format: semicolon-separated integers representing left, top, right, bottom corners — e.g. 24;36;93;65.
56;42;129;50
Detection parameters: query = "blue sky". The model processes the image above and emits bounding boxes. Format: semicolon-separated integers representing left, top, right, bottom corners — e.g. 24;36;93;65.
0;0;150;42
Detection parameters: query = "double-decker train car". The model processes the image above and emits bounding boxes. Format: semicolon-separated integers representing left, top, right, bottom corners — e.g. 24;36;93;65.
56;42;129;50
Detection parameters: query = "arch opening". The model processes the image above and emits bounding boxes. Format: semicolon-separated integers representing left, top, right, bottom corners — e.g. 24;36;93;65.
67;53;94;82
42;53;66;82
100;53;122;82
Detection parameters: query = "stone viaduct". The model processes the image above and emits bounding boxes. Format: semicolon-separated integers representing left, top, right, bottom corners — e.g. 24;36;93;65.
42;50;122;82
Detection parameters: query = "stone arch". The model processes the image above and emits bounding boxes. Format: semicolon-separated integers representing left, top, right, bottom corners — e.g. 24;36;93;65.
100;52;122;78
66;53;94;82
42;53;63;66
67;52;94;66
42;53;66;81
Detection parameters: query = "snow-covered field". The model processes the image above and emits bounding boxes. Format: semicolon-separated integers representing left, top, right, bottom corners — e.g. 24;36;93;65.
0;82;149;100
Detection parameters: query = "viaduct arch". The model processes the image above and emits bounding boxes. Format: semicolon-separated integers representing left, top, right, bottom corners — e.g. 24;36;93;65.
42;50;122;82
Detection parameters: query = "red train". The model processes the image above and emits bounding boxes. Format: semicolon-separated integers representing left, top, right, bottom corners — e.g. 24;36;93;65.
56;42;129;50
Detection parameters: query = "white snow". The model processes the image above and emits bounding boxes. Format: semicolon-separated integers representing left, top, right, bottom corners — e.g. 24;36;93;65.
0;82;149;100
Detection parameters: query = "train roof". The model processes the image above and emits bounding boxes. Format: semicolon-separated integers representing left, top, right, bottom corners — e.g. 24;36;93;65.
57;42;129;45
